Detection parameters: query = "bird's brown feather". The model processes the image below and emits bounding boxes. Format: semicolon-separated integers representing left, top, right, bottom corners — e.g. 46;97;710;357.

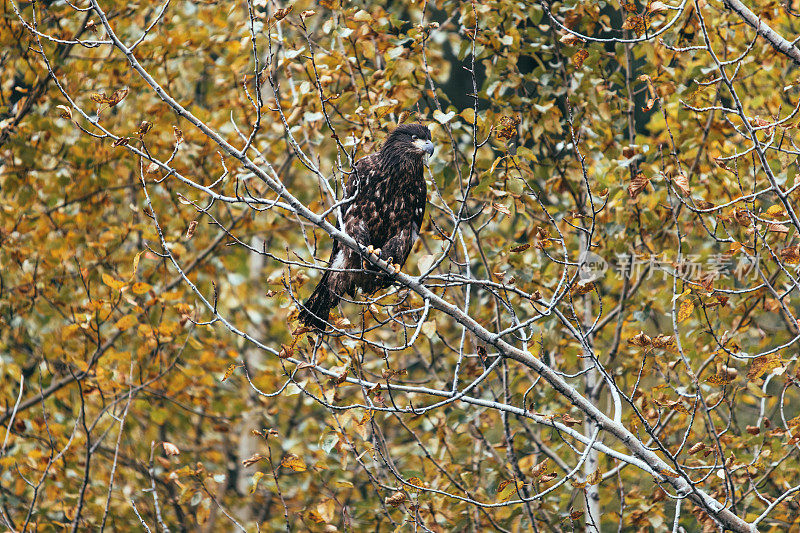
298;123;432;330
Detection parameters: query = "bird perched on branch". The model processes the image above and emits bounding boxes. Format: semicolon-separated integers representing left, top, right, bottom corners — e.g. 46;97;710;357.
298;123;434;331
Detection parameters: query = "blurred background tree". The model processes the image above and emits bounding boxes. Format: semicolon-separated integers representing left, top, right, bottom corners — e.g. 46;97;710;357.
3;0;800;531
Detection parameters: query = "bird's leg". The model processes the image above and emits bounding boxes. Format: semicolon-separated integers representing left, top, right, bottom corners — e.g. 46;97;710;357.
384;257;401;274
363;246;382;271
378;228;412;276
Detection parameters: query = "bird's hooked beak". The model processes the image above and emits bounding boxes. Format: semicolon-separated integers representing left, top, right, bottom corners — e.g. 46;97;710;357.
413;138;435;161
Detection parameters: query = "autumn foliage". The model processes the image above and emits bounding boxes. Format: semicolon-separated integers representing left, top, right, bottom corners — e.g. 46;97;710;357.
4;0;800;531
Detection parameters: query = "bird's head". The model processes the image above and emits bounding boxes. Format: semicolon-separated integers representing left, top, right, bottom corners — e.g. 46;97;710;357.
382;123;435;164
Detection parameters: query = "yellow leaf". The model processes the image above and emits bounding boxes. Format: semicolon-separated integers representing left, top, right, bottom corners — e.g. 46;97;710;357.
496;480;520;501
131;251;143;280
769;223;790;234
250;471;264;493
102;273;126;291
221;364;237;382
460;107;476;124
62;323;82;339
317;499;336;522
489;155;506;175
677;299;694;322
280;454;307;472
306;510;324;523
586;469;602;485
132;282;152;295
705;374;732;386
531;459;548;478
115;314;138;331
766;205;786;218
747;354;784;381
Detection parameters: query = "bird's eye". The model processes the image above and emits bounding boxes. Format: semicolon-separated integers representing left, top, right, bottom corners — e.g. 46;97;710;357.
411;134;418;140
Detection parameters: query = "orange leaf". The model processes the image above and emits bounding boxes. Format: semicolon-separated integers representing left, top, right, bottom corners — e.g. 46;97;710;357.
280;453;307;472
572;49;589;68
221;364;237;382
781;245;800;264
132;282;152;295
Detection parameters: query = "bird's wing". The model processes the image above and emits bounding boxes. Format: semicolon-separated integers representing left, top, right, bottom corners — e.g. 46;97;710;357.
344;154;378;201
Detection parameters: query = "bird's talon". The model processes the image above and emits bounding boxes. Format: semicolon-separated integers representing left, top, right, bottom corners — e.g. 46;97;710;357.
392;263;401;274
366;245;374;255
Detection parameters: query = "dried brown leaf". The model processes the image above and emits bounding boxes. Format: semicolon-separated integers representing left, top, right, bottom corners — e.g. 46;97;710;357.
242;453;264;467
384;491;406;507
672;173;690;195
781;245;800;264
628;331;652;347
627;172;649;199
186;220;198;239
572;49;589;68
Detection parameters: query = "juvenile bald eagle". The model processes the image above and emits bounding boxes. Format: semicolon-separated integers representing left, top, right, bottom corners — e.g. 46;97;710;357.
298;123;434;330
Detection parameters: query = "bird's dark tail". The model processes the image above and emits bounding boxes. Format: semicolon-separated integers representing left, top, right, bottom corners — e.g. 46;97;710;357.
298;272;337;331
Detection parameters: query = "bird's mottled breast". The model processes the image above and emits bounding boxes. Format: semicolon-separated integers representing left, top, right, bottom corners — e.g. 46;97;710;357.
343;154;426;246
